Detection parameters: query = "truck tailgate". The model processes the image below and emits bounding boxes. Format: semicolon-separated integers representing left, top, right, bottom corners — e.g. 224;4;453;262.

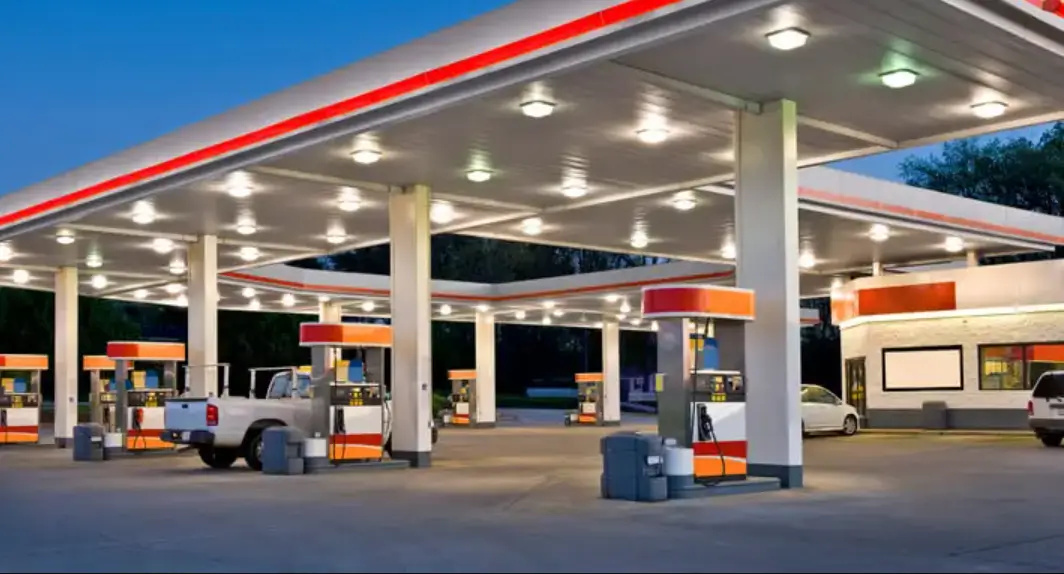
164;398;209;431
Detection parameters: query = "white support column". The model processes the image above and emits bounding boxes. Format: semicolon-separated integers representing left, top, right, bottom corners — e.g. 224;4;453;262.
389;185;433;467
601;321;621;425
188;235;219;397
474;310;496;427
735;100;803;488
53;267;78;448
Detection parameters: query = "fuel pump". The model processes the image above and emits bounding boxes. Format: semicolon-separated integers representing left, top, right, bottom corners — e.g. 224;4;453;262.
106;341;185;452
84;355;119;434
564;373;604;426
443;370;476;426
0;354;47;445
299;322;392;465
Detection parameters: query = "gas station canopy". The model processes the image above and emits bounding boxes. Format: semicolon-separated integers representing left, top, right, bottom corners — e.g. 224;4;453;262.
0;0;1062;313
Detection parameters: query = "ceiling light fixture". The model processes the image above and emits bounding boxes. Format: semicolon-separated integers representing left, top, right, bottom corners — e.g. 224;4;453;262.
671;195;697;211
618;313;628;321
594;321;605;329
439;304;452;316
236;216;257;236
169;258;187;275
152;238;175;254
798;251;817;269
326;228;347;245
971;101;1008;119
561;182;588;199
542;316;552;326
175;294;188;307
133;289;148;300
238;246;261;262
85;252;103;269
552;309;564;318
542;301;556;309
0;242;12;262
281;293;296;308
630;318;643;326
476;304;490;313
721;243;737;260
520;217;543;236
651;321;659;332
338;197;361;213
620;301;632;314
604;294;620;303
944;236;966;253
241;287;257;299
351;149;382;165
514;310;527;320
361;301;377;312
636;126;670;145
165;283;184;295
11;269;29;285
430;201;456;225
466;169;492;183
879;69;919;89
869;223;891;243
131;201;157;225
226;183;252;199
520;100;555;118
318;295;331;303
766;27;810;51
56;229;76;245
248;299;261;311
630;230;649;249
90;275;109;290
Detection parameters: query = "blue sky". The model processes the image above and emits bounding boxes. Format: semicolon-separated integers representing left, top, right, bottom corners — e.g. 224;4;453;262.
0;1;1053;195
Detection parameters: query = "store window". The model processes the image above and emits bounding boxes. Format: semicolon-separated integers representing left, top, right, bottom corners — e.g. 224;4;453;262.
979;343;1064;391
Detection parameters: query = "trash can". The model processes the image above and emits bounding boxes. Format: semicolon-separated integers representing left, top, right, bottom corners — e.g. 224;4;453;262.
72;423;105;462
921;401;950;430
600;432;667;502
262;427;306;475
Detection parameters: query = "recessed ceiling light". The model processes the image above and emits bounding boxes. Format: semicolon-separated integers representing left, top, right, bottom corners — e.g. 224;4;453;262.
671;195;697;211
326;228;347;245
248;299;261;311
594;321;605;329
430;201;456;225
604;294;620;303
238;246;260;262
944;236;966;253
131;201;156;225
241;287;257;299
520;100;555;118
133;289;148;300
879;69;919;89
85;252;103;269
175;294;188;307
630;318;642;326
361;300;377;312
439;304;452;316
630;230;649;249
766;27;810;51
351;149;382;165
90;275;109;290
236;216;257;236
798;252;817;269
618;313;628;321
541;316;552;326
651;321;659;332
56;229;76;245
620;301;632;314
11;269;29;284
338;187;361;212
561;183;588;199
514;310;527;320
475;304;490;313
152;238;175;254
281;293;296;308
318;295;331;303
869;224;891;243
542;300;556;309
164;283;184;295
552;309;564;317
0;242;12;262
466;169;492;183
971;101;1008;119
636;126;670;145
169;258;186;275
520;217;543;236
226;183;252;199
721;243;737;260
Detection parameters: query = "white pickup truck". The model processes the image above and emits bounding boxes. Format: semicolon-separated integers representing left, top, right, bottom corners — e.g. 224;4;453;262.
162;370;436;470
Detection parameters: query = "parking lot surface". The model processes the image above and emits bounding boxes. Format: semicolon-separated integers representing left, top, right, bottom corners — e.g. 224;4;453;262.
1;415;1061;572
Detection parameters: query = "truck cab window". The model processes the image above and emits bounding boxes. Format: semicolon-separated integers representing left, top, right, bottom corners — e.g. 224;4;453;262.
267;373;294;399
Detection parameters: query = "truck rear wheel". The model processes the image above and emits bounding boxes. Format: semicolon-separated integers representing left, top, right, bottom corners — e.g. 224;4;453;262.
198;446;239;469
244;430;268;471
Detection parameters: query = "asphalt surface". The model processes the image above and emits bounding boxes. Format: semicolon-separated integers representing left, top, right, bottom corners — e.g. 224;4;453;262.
1;411;1062;572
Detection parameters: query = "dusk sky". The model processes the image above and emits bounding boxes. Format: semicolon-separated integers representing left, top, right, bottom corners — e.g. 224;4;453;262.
0;1;1053;195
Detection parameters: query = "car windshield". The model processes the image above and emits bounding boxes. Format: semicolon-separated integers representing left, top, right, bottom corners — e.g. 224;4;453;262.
267;373;293;399
1033;373;1064;399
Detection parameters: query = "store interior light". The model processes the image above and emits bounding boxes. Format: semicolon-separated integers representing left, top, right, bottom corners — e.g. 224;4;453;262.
630;318;642;326
630;230;649;249
765;27;810;51
56;229;76;245
226;183;252;199
318;295;331;303
604;294;620;303
439;304;452;316
476;304;490;313
466;169;492;183
90;275;109;290
520;100;555;118
236;216;257;236
594;321;605;329
620;301;632;314
879;69;919;89
430;201;456;225
869;223;891;243
944;236;966;253
131;201;156;225
541;316;552;325
553;309;564;317
238;246;261;262
971;101;1008;119
651;321;659;332
11;269;29;284
521;217;544;236
636;126;670;145
351;149;382;165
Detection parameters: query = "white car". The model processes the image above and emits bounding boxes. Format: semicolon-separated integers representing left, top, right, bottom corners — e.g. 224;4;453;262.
801;384;860;436
1027;370;1064;447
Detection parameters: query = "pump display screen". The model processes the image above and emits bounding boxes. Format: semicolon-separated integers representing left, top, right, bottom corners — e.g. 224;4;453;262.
0;394;39;408
127;389;174;407
331;385;382;407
